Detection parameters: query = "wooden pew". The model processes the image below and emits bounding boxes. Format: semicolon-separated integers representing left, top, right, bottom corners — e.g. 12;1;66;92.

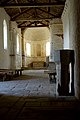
14;69;23;76
0;71;7;81
0;68;23;81
0;70;13;81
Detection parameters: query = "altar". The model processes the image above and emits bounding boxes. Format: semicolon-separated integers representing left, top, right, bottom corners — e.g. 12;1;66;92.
33;61;44;68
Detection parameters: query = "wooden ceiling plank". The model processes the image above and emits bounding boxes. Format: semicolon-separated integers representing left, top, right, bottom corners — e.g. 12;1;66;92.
11;8;33;20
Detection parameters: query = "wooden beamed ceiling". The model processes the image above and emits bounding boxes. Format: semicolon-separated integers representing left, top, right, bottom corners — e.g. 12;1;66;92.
0;0;66;30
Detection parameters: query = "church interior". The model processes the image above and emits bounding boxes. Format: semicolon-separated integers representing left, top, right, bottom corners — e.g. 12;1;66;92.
0;0;80;120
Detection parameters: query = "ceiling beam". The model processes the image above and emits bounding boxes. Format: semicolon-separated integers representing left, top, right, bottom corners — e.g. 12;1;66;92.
19;21;48;27
18;21;30;27
18;21;35;27
0;2;65;8
18;20;49;28
38;21;48;26
16;19;50;22
37;8;56;17
18;24;48;28
16;17;53;21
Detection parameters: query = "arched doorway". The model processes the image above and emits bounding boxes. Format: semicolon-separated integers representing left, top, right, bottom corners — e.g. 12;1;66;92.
23;27;50;69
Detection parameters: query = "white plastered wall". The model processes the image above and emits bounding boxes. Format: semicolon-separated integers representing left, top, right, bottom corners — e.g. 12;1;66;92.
0;8;10;69
62;0;80;98
61;1;70;49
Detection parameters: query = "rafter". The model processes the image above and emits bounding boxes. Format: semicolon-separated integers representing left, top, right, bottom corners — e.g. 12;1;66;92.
14;8;54;21
0;0;12;4
17;17;53;21
34;8;37;18
48;0;51;17
11;8;33;20
15;0;21;13
18;21;35;27
19;24;48;28
27;0;35;3
17;13;39;23
18;20;49;28
37;8;56;17
0;0;65;29
16;17;54;21
18;21;30;27
16;19;49;22
38;21;48;26
36;12;55;20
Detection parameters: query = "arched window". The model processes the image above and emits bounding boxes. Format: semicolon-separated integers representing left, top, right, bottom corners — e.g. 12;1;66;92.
3;19;7;49
46;42;50;56
17;34;20;54
26;43;31;56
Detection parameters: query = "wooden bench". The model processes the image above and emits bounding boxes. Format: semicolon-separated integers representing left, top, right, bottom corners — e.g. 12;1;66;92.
0;68;23;81
15;69;23;76
44;70;56;83
0;71;7;81
0;70;14;81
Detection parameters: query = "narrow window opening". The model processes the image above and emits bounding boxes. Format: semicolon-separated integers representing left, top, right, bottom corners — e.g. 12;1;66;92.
3;19;7;49
26;43;31;56
17;34;20;54
46;42;50;56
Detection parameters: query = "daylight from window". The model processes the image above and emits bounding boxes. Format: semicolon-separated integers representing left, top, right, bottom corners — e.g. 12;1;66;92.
26;43;31;56
3;19;7;49
17;34;20;54
46;42;50;56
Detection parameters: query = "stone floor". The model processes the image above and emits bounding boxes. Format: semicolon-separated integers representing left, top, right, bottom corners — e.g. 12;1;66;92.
0;70;80;120
0;70;56;97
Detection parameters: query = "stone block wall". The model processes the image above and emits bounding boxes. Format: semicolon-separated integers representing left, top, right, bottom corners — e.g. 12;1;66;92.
49;18;63;50
49;18;63;61
62;0;80;99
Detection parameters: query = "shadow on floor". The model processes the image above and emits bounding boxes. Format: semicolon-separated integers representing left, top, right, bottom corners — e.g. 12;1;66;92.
0;94;79;120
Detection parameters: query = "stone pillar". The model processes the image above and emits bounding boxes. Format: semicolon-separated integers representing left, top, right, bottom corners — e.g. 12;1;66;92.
49;18;63;61
21;30;26;68
49;22;54;61
10;22;17;69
